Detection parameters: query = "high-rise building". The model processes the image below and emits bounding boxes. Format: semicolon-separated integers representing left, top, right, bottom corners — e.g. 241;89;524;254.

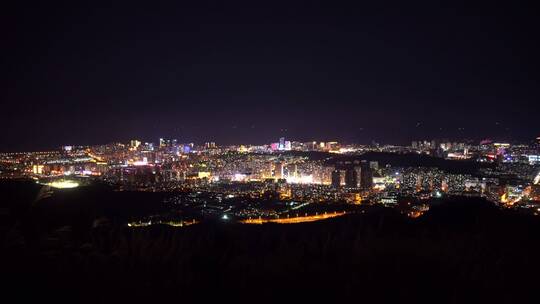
304;141;316;151
274;162;284;178
130;140;141;150
345;168;358;188
284;141;292;151
340;169;346;186
331;170;341;188
354;166;362;187
287;164;298;178
326;142;339;151
360;161;373;190
530;184;540;201
158;138;175;148
144;142;154;151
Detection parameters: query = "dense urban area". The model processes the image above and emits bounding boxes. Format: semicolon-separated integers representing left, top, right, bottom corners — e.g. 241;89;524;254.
2;137;540;227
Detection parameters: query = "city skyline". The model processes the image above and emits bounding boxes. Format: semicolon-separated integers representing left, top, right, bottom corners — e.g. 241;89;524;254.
2;2;539;151
2;135;539;154
3;134;539;210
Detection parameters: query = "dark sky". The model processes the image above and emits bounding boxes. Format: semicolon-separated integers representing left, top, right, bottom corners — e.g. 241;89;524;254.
2;1;539;151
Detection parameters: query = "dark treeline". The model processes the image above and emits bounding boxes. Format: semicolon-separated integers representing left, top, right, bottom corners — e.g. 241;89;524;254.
1;181;540;303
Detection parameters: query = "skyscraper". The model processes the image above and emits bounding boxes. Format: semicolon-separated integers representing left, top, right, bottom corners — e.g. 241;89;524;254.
274;162;284;178
331;170;341;188
284;141;292;151
279;137;285;150
360;161;373;190
130;140;141;150
345;168;358;188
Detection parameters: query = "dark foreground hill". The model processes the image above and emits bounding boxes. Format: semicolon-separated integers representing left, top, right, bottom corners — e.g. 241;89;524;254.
2;181;540;303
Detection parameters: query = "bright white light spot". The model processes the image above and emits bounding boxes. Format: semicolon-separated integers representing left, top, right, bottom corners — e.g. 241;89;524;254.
46;180;79;189
286;175;313;184
233;173;247;181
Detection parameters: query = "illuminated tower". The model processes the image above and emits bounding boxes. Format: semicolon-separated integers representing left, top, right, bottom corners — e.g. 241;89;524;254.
130;140;141;150
279;137;285;150
354;166;362;187
274;162;284;178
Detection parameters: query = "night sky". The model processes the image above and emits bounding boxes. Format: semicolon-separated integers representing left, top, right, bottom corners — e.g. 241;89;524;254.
2;1;539;151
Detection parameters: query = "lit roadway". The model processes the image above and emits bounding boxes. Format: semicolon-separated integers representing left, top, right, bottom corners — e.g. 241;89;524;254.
241;211;347;224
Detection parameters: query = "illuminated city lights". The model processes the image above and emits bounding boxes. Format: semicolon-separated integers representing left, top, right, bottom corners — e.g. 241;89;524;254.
44;180;80;189
1;136;540;221
2;4;539;302
241;211;347;224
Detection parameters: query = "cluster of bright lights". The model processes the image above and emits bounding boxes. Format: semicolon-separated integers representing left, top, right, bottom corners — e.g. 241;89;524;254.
131;157;149;166
46;180;79;189
285;175;314;184
232;173;248;182
241;211;347;224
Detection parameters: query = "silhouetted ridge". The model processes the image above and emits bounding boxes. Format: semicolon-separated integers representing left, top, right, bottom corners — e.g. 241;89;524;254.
2;182;540;303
